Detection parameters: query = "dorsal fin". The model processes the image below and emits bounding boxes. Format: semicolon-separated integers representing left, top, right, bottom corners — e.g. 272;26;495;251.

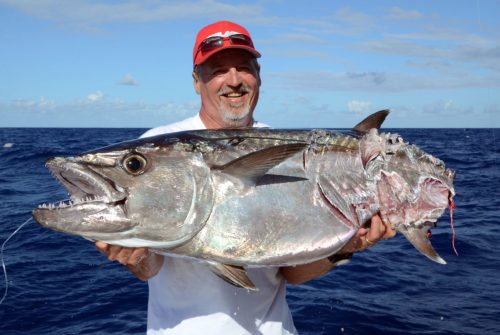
352;109;390;134
213;143;307;183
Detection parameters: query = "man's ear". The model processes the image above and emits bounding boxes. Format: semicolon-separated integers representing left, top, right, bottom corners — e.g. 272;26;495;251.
193;70;200;95
256;62;261;87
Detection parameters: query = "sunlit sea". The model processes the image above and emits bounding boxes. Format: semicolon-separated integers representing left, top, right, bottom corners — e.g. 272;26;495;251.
0;128;499;335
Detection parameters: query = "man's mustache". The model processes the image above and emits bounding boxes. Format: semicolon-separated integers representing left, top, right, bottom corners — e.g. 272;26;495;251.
218;85;250;96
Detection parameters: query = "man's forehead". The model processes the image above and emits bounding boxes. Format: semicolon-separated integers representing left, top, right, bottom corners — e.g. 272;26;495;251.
203;49;256;67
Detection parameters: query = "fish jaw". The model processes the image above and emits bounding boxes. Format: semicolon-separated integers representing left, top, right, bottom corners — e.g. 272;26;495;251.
33;145;215;248
33;201;132;236
32;156;131;240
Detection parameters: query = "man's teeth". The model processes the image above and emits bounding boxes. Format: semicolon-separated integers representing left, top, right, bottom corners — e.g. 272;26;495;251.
225;92;243;97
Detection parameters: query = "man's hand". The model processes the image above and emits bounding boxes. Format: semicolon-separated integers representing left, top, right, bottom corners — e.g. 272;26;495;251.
337;214;396;254
95;241;164;281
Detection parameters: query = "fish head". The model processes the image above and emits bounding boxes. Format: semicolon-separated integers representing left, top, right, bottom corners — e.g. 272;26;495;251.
361;129;455;264
33;139;214;248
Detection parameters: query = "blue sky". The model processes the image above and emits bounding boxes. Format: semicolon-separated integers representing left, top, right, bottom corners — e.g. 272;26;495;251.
1;0;499;128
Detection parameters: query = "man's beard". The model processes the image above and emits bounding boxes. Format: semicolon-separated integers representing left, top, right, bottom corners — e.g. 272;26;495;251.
218;84;253;127
220;103;252;127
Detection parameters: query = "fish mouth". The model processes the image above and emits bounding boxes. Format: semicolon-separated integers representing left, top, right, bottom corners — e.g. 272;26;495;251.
32;157;129;234
50;157;126;203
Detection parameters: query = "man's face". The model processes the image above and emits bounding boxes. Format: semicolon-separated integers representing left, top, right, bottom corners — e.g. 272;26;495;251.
194;49;261;128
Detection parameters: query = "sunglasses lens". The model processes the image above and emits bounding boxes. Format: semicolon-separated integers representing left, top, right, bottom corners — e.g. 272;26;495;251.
228;34;253;47
197;34;254;61
200;36;224;53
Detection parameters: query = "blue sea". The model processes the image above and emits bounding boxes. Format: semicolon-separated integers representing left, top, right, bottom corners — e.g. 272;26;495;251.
0;128;499;335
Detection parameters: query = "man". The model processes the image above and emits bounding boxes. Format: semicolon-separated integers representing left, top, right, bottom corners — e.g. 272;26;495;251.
96;21;396;334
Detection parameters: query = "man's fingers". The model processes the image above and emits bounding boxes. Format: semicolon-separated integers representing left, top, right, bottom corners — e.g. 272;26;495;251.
95;241;109;254
113;246;136;265
338;215;398;254
365;215;385;243
129;248;149;265
105;245;119;260
95;241;153;269
366;214;396;241
383;223;397;239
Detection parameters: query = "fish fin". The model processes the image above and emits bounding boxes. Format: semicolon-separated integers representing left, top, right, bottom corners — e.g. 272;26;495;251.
214;143;307;183
352;109;390;134
317;176;357;229
209;263;258;291
397;225;447;264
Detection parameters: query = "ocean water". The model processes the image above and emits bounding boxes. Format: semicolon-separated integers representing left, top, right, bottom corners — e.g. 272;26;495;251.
0;128;498;335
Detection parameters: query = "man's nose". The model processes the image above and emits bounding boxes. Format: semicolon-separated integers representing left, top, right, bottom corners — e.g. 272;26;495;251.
226;67;242;86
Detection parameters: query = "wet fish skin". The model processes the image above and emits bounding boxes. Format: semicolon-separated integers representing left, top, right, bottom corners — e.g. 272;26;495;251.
32;111;455;288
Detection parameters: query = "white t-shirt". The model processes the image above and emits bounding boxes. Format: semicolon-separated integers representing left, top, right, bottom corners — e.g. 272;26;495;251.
141;114;298;335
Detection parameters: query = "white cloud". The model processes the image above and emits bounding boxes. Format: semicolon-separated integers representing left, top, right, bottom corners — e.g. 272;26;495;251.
387;7;422;20
405;59;451;70
334;7;376;32
0;95;200;127
87;91;105;102
10;96;56;110
361;30;500;72
266;69;500;92
484;104;500;115
118;74;139;86
277;33;326;44
0;0;262;30
348;100;372;114
421;99;472;116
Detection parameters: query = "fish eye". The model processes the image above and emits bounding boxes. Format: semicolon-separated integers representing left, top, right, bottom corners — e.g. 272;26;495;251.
122;153;147;175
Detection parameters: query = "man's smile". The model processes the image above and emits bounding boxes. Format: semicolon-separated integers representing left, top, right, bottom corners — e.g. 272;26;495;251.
224;92;245;98
220;90;249;106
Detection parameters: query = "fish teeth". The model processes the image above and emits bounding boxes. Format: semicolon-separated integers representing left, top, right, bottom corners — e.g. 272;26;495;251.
38;196;108;210
115;184;125;193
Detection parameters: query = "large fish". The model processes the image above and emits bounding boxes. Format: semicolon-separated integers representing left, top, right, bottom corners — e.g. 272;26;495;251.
33;111;455;289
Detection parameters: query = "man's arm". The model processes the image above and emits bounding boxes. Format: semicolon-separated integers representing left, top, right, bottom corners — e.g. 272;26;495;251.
95;242;164;281
280;214;396;285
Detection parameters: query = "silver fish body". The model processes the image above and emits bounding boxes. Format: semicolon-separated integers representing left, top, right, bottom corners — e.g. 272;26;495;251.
33;111;455;288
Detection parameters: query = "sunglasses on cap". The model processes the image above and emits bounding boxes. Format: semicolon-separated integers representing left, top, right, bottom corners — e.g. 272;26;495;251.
195;33;254;59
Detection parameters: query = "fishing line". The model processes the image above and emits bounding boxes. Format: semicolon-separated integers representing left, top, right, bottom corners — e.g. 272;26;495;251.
0;217;33;305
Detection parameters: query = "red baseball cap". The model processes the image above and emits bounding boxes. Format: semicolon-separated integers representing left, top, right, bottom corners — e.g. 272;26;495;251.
193;21;261;66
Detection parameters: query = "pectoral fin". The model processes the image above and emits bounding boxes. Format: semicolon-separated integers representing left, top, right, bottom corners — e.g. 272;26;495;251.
209;263;258;290
398;225;447;264
213;143;307;184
